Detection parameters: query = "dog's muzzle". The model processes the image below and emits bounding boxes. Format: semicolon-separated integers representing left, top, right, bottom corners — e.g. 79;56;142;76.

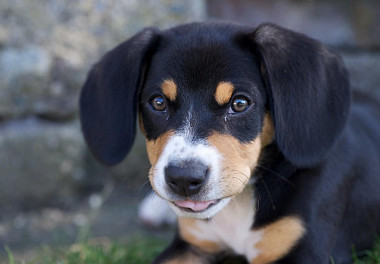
165;160;209;197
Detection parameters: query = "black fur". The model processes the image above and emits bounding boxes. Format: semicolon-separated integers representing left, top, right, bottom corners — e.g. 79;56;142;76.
249;24;350;167
139;23;267;145
79;22;380;264
80;28;159;165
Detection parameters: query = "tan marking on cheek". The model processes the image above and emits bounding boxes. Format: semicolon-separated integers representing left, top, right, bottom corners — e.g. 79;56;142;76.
215;82;234;105
138;112;146;135
208;133;262;197
161;79;177;101
147;166;156;193
146;131;174;166
178;217;222;254
251;216;306;264
261;114;275;147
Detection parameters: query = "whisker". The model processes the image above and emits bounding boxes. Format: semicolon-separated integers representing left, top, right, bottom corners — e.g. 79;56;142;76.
256;191;261;211
138;180;152;195
259;175;276;211
231;176;245;185
256;164;295;187
230;169;250;181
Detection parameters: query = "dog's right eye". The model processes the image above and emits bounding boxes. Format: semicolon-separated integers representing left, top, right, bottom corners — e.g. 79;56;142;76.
150;95;166;111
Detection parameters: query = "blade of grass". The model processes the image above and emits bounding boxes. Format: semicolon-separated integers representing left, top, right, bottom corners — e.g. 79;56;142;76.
4;246;15;264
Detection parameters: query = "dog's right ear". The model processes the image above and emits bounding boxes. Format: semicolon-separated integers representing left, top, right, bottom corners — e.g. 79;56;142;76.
80;28;160;166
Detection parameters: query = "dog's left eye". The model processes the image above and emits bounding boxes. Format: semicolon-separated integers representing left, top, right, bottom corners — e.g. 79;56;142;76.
230;96;249;113
150;95;166;111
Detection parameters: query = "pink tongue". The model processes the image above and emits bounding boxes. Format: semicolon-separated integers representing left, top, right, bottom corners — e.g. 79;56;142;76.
175;200;216;212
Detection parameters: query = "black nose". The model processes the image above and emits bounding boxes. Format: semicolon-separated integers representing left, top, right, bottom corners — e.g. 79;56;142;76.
165;160;209;197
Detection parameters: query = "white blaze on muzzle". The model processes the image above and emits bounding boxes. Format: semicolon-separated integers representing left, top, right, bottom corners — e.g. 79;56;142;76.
151;132;234;219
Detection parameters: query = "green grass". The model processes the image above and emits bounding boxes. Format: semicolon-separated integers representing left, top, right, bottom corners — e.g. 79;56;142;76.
4;237;380;264
352;237;380;264
3;237;167;264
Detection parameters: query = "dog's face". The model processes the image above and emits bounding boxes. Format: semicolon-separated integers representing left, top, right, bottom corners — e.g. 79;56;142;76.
80;23;350;219
139;37;273;218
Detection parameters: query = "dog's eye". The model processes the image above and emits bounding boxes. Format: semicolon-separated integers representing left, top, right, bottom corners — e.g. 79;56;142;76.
151;96;166;111
231;96;249;113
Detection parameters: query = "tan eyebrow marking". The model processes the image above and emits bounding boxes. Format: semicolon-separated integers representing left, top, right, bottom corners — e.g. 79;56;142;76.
161;79;177;101
215;81;234;105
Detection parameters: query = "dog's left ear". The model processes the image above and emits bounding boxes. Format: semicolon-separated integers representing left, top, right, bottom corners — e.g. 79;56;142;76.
246;23;350;167
80;28;160;166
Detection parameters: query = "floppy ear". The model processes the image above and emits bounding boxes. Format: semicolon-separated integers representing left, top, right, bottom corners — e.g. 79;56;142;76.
249;23;350;167
80;28;159;166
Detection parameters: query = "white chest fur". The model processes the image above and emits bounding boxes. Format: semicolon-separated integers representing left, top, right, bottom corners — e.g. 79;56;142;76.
178;188;263;262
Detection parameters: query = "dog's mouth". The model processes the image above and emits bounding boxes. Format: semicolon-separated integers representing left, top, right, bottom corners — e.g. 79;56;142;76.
169;197;232;219
173;199;220;212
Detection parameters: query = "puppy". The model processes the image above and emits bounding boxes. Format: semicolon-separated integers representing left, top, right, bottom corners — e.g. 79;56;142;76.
79;22;380;264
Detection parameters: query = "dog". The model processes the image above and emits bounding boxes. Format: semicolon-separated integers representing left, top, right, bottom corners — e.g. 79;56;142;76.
79;22;380;264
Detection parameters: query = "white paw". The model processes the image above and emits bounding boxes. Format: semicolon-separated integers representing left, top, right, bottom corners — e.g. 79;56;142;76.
138;192;177;228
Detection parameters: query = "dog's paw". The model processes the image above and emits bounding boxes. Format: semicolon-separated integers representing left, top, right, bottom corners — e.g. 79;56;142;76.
138;192;177;228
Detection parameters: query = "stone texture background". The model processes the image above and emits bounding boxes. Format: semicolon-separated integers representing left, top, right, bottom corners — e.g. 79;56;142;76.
0;0;206;213
1;0;379;222
207;0;380;96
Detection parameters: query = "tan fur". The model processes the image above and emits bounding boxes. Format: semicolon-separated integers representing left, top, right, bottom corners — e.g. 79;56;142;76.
207;133;261;197
179;217;222;253
206;114;273;198
138;112;146;135
251;216;306;264
147;131;174;194
178;188;256;257
177;193;305;263
161;79;177;101
261;114;275;147
215;82;234;105
146;131;174;166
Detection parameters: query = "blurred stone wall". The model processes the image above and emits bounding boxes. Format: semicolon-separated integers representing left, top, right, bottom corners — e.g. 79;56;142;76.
207;0;380;96
0;0;206;212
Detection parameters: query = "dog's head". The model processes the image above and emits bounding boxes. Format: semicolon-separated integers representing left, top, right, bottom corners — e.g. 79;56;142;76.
80;22;350;219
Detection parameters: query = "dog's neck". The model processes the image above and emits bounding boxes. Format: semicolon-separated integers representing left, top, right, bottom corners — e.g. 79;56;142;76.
176;143;304;262
178;187;260;259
